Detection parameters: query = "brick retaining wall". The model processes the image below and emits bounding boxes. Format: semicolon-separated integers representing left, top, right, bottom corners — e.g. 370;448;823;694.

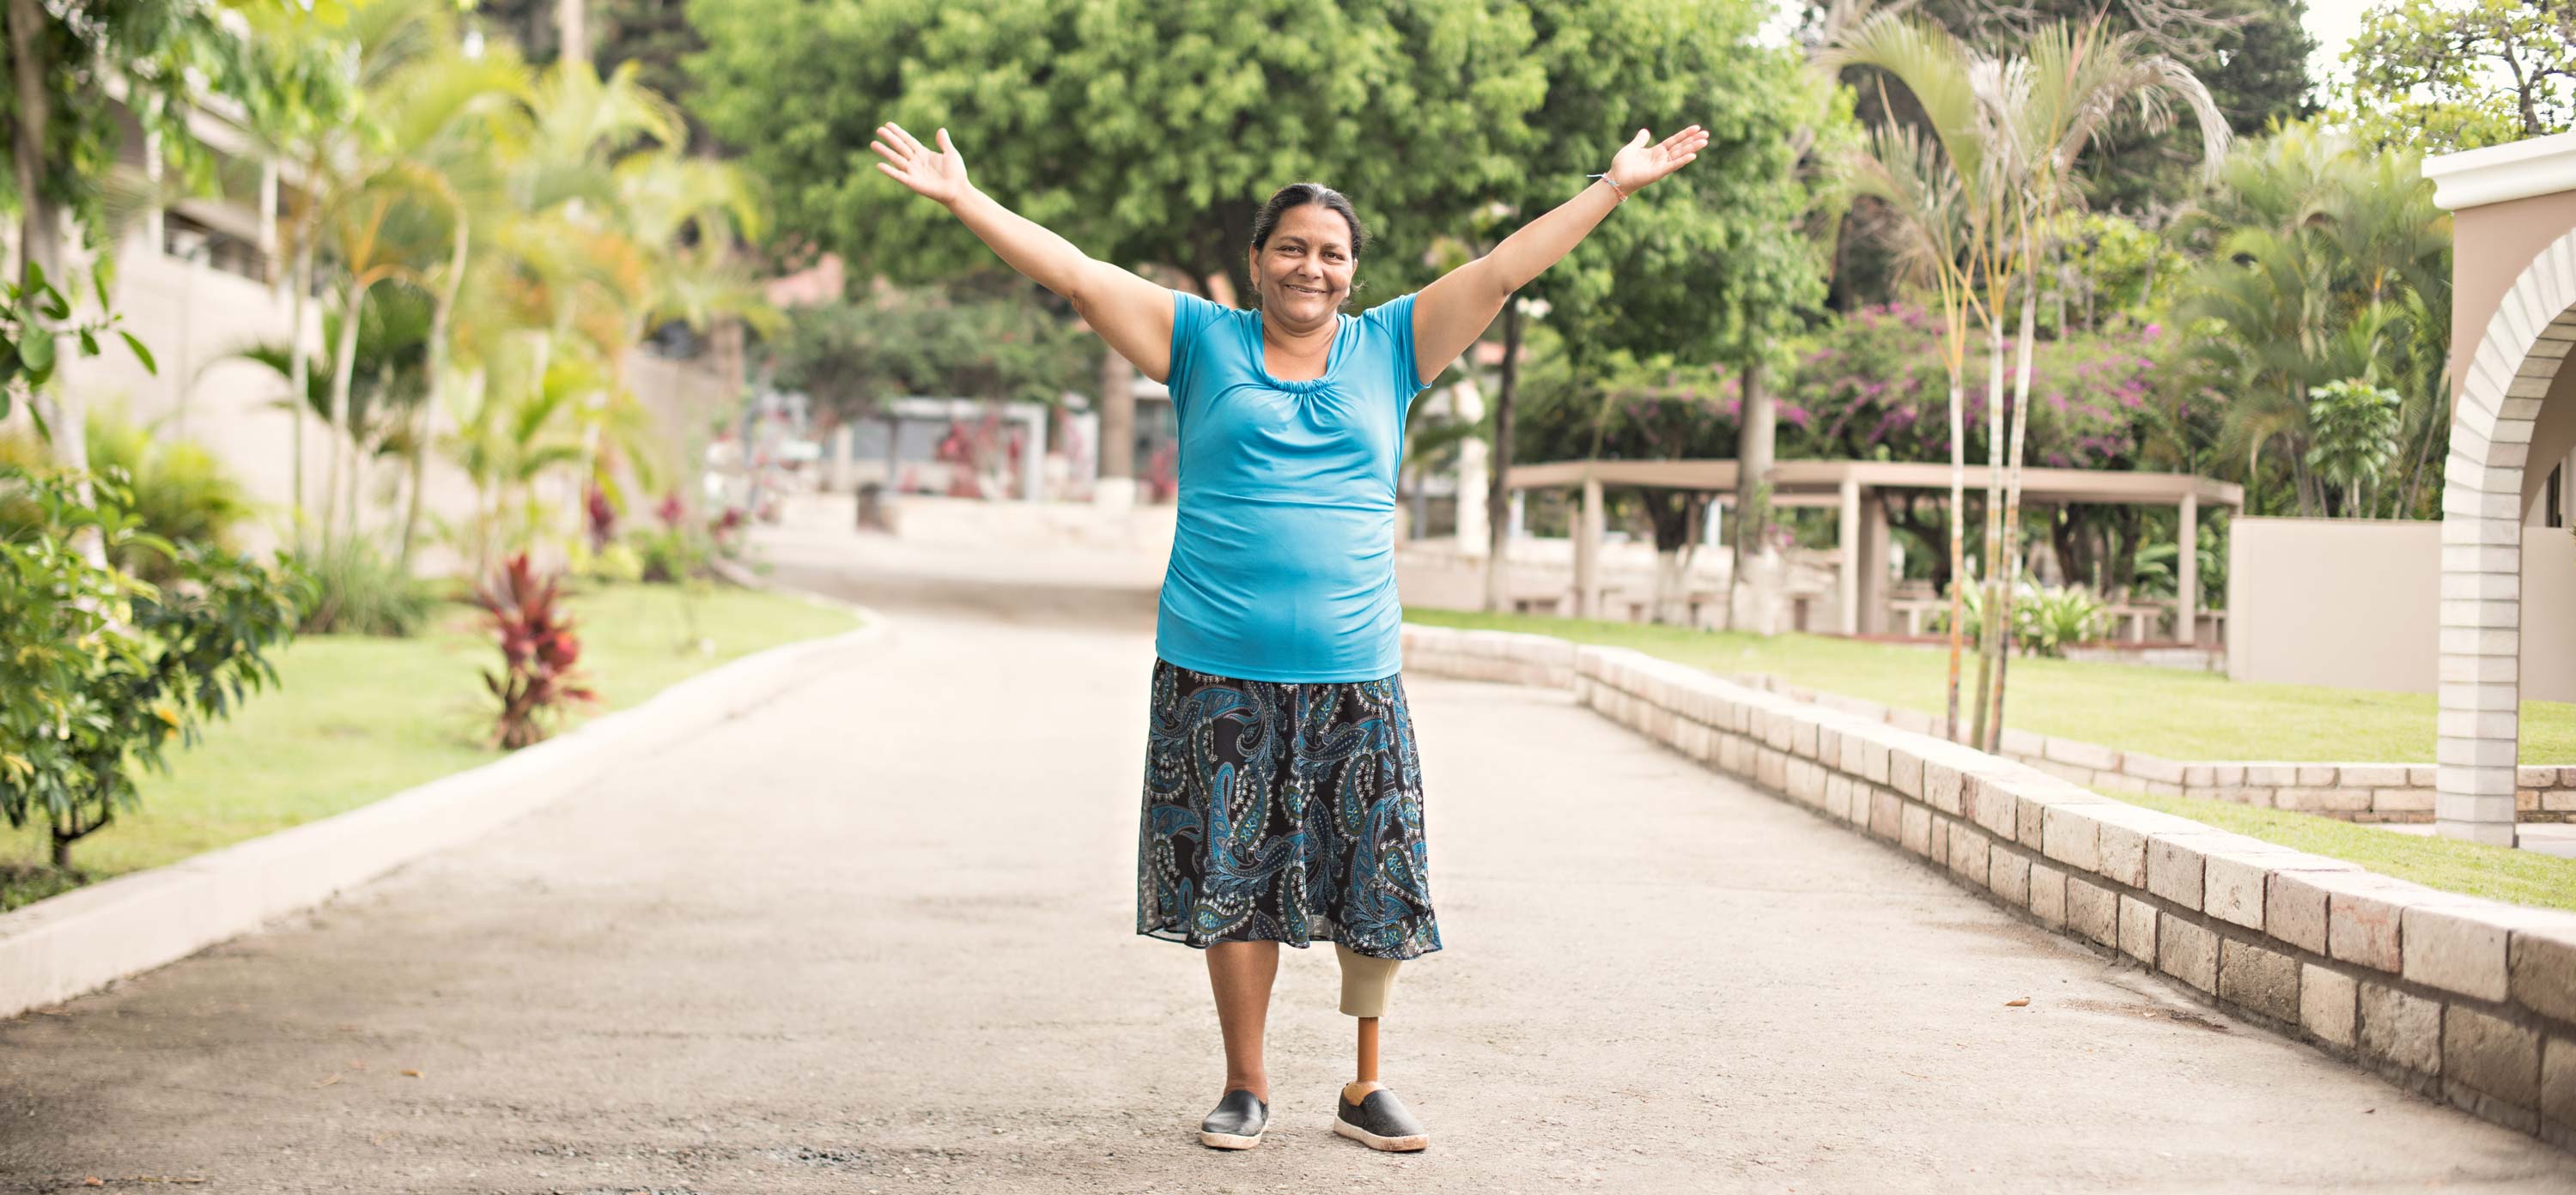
1401;623;2576;1149
1713;673;2576;824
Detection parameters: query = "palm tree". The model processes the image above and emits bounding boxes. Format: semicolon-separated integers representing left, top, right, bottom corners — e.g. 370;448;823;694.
440;333;590;570
1821;10;2002;743
422;58;772;569
362;46;538;567
1971;17;2226;748
236;0;442;535
2178;125;2445;521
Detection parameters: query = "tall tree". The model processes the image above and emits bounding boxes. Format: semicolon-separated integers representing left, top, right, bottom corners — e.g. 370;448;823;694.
1822;10;1998;739
2338;0;2576;155
1809;0;2309;308
1971;17;2226;749
1472;2;1838;621
689;0;1832;524
2177;123;2449;520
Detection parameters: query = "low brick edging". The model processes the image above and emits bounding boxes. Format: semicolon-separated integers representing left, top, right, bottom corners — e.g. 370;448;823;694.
1716;672;2576;824
1400;623;2576;1149
0;607;885;1022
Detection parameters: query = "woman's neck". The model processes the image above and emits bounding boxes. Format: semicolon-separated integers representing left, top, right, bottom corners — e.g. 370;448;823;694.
1260;310;1336;381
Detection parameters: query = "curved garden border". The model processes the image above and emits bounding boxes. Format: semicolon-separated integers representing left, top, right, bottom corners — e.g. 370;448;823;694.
0;604;885;1022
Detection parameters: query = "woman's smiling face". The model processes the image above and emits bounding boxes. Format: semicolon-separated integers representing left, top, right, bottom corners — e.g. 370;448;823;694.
1250;203;1357;325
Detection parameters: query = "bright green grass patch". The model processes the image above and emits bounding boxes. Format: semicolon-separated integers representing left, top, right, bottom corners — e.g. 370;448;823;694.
1;581;858;904
1404;609;2576;764
2107;789;2576;912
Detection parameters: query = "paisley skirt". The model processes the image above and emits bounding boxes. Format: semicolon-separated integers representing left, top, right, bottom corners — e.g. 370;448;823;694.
1135;658;1443;961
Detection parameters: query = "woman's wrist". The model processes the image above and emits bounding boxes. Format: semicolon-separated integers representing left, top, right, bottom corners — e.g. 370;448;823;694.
1593;174;1629;203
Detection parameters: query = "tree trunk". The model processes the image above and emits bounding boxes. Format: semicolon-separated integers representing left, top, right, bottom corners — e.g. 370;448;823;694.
1097;347;1135;501
1730;357;1777;635
1644;488;1698;624
2051;505;2093;594
1987;283;2040;750
1971;305;2008;750
287;232;314;537
323;280;368;551
1943;366;1966;743
402;220;470;571
9;0;108;572
557;0;589;67
5;0;53;304
1482;300;1522;612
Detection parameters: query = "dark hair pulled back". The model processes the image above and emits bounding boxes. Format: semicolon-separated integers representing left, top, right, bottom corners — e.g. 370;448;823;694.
1247;183;1368;308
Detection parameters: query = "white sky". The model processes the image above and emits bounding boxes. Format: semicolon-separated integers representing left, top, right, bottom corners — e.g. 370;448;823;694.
2305;0;2373;93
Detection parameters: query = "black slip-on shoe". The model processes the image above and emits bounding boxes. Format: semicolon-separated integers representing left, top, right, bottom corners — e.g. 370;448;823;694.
1198;1089;1268;1150
1333;1088;1429;1152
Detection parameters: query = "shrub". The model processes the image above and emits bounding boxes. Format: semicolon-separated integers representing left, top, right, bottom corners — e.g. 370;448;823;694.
0;466;310;869
2018;585;2107;657
471;551;599;749
635;526;704;583
1;408;254;587
635;490;711;582
298;537;441;637
1933;579;2107;658
570;539;645;584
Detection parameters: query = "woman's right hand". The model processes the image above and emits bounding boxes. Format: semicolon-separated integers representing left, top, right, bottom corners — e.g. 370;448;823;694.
872;123;971;208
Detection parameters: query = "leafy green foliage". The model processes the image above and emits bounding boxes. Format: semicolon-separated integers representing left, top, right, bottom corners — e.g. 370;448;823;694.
0;468;311;869
297;537;442;637
2046;212;2190;332
1933;575;2105;656
228;282;434;457
1812;0;2312;300
0;406;253;587
764;282;1097;422
0;265;156;427
2131;513;2227;604
2338;0;2575;154
2173;123;2451;519
0;0;251;270
2306;378;2403;509
690;0;1834;369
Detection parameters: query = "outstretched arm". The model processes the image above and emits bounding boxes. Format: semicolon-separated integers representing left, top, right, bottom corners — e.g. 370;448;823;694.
872;124;1179;381
1408;125;1710;382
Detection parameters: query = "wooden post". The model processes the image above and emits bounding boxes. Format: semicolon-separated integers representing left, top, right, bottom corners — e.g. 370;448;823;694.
1838;476;1862;635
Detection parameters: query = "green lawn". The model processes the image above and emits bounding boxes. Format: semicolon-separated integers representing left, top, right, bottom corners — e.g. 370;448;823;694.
2109;789;2576;913
1405;609;2576;764
2;580;859;907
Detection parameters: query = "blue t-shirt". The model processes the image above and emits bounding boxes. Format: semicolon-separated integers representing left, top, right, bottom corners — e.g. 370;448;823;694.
1156;288;1430;682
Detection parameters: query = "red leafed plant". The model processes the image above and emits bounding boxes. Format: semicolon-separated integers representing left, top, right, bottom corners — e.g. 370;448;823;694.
471;552;600;749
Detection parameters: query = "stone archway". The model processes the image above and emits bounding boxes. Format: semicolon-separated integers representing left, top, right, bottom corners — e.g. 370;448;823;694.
2435;214;2576;846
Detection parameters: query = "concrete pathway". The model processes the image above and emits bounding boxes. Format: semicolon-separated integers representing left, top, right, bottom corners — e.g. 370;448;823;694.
2;525;2571;1193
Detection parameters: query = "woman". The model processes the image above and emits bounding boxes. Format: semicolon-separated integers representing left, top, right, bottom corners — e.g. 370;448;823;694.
871;119;1705;1153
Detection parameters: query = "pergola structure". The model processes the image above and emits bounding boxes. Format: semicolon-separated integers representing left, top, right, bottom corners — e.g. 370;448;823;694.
2423;130;2576;846
1504;458;2243;636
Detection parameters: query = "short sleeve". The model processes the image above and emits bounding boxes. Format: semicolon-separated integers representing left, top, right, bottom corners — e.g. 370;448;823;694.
1166;288;1225;423
1361;292;1426;401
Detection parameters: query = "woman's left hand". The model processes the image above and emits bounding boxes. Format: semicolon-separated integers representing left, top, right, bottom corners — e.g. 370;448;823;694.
1607;125;1710;193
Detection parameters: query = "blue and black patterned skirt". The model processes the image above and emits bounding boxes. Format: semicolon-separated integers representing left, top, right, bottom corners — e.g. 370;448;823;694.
1135;658;1443;961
